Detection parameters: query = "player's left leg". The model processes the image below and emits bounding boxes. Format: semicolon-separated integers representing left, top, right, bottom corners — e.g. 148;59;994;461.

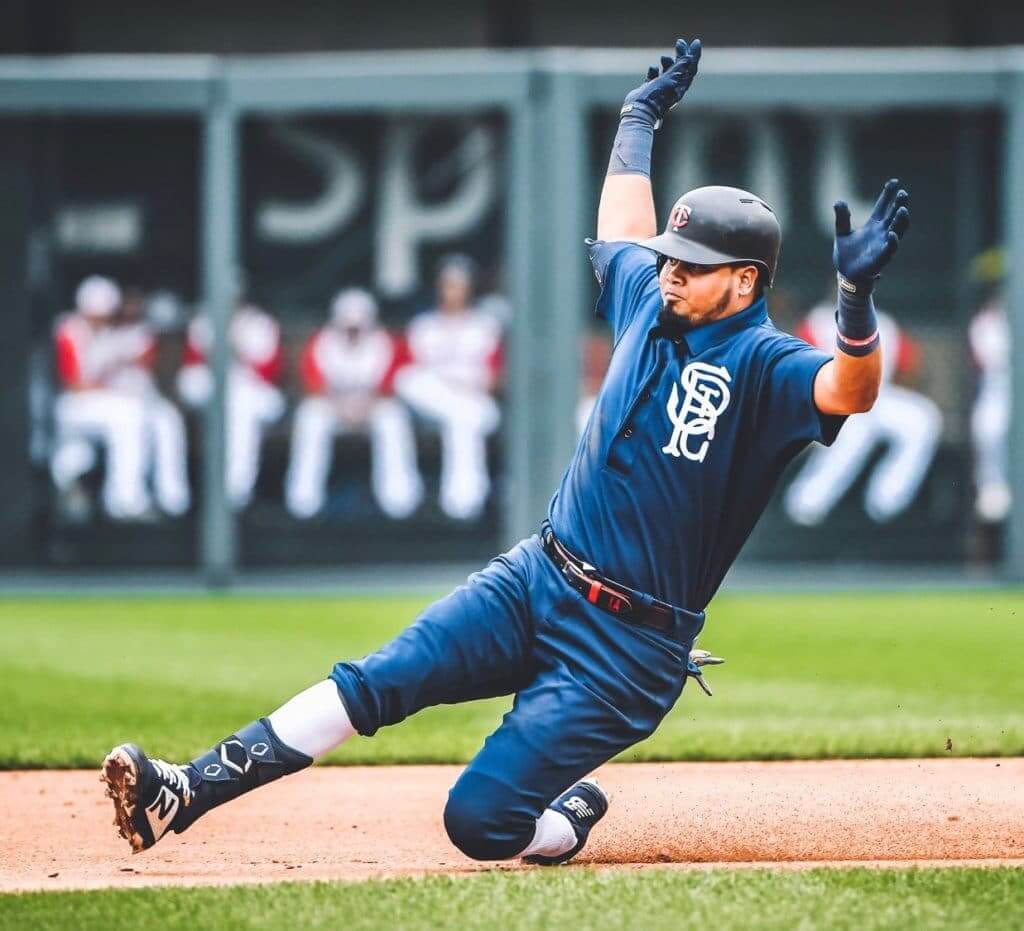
224;370;284;510
443;582;701;865
368;397;423;519
147;395;191;517
284;396;338;518
438;396;499;521
971;375;1012;521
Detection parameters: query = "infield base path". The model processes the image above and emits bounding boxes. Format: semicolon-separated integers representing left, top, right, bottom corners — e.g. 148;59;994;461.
2;759;1022;893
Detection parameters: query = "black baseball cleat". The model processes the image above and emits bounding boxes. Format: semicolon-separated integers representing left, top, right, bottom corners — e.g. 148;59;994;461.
523;779;610;866
101;743;195;853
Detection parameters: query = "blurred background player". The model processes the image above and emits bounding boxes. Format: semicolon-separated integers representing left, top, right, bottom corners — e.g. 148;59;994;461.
285;288;422;520
394;255;503;521
968;248;1011;526
51;276;151;520
784;289;942;525
105;286;190;517
177;301;285;510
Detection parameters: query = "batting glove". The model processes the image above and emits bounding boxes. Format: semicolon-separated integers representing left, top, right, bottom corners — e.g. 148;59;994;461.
687;648;724;697
832;179;911;292
621;38;702;129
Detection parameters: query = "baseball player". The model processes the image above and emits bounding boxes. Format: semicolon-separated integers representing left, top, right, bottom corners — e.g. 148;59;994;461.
101;39;910;866
969;290;1011;523
106;288;192;518
784;297;941;525
51;276;152;520
285;288;423;520
393;254;502;521
177;303;286;510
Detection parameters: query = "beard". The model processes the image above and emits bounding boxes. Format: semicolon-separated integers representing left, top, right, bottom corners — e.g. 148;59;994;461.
656;304;692;338
657;285;734;339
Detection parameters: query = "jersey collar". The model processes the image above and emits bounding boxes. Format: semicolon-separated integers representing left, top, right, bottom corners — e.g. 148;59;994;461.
652;296;769;355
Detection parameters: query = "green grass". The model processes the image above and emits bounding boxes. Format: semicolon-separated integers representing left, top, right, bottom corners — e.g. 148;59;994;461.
3;868;1023;930
0;590;1022;768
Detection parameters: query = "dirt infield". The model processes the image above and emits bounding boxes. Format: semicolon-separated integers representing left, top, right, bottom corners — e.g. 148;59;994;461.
2;759;1022;893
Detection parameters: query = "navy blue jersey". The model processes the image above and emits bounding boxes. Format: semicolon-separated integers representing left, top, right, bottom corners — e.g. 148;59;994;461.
548;241;845;611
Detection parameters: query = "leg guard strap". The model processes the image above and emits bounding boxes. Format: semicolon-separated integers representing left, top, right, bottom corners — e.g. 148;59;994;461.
177;718;312;832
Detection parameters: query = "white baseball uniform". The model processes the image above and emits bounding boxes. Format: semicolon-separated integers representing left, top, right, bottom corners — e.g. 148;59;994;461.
393;308;502;521
784;304;943;525
969;297;1011;522
106;321;191;517
52;312;152;519
177;305;285;510
285;324;422;520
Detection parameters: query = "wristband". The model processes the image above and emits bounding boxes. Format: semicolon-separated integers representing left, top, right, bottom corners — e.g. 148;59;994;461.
835;328;880;357
607;107;657;177
835;274;880;357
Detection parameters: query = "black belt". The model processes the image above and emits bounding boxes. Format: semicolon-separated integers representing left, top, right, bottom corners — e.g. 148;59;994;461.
542;528;675;633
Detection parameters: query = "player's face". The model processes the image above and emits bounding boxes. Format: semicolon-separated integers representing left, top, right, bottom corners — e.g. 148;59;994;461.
658;259;757;328
438;270;471;313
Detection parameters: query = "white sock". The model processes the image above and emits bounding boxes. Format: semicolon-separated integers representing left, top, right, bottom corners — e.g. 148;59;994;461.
518;808;577;859
267;680;356;760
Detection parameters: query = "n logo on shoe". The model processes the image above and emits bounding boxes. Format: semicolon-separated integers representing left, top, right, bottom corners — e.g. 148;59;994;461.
145;786;179;840
563;796;595;819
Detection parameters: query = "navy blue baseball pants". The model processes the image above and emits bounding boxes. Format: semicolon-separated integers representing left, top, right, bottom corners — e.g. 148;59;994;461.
330;535;705;860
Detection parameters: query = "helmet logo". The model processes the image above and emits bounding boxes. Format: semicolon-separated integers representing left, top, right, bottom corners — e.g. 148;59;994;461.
670;203;691;230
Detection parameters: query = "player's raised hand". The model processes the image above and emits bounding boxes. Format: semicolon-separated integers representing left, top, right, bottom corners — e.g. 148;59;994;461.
832;179;911;287
620;38;702;128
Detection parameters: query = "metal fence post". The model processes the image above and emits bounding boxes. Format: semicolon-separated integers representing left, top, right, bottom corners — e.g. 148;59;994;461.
504;80;540;547
1003;65;1024;581
503;62;587;547
541;64;588;499
200;72;239;586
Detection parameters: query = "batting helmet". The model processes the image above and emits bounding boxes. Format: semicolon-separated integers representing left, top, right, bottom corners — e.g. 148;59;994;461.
640;186;782;286
331;287;378;329
75;275;122;319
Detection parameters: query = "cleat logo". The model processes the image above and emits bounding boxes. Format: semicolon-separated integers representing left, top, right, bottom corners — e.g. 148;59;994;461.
662;362;732;462
145;786;179;840
250;742;270;758
203;763;223;778
219;739;252;775
563;796;595;819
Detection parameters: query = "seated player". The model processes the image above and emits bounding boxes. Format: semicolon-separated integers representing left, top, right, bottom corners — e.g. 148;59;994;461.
393;254;503;521
106;287;191;517
177;302;285;510
51;276;151;520
969;287;1010;524
285;288;423;520
101;39;909;868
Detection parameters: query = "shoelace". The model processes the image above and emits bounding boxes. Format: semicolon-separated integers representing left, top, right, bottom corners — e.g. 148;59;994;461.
151;758;193;806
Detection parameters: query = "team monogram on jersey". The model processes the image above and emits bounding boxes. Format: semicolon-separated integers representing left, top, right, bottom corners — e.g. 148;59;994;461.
662;362;732;462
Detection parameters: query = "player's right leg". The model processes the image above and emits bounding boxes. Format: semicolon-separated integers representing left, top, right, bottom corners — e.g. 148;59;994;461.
102;540;537;853
54;390;151;519
284;396;338;518
147;396;191;517
369;398;423;519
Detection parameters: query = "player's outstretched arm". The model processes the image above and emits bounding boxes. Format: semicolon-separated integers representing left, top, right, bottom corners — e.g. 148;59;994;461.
814;179;911;415
596;39;701;242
